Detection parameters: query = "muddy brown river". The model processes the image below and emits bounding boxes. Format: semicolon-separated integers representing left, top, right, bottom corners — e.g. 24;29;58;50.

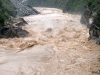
0;7;100;75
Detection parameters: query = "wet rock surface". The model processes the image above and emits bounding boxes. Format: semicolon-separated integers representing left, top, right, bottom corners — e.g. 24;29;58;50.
0;26;29;38
0;17;29;38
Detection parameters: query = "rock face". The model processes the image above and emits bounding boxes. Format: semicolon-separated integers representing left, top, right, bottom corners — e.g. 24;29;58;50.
9;0;39;17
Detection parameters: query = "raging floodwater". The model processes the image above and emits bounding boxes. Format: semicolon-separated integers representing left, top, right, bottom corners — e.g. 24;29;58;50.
0;7;100;75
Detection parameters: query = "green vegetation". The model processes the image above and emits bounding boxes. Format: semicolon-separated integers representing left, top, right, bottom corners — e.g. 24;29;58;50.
28;0;87;12
28;0;67;8
0;0;15;27
63;0;87;12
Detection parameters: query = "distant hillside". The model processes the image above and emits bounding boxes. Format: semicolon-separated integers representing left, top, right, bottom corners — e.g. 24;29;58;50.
27;0;87;12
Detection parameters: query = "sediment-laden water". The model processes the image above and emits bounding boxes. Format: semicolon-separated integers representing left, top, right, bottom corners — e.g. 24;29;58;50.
0;7;99;75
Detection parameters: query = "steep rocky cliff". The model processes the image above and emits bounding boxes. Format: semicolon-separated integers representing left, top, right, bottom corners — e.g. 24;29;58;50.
10;0;39;17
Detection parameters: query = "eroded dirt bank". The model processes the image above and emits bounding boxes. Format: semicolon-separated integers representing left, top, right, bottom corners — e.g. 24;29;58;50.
0;7;100;75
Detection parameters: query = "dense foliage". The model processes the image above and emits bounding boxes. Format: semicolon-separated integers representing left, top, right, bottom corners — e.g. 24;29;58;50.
0;0;15;27
63;0;88;12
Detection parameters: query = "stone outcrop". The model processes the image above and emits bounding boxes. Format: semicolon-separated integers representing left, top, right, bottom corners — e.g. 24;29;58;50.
0;16;29;38
9;0;39;17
